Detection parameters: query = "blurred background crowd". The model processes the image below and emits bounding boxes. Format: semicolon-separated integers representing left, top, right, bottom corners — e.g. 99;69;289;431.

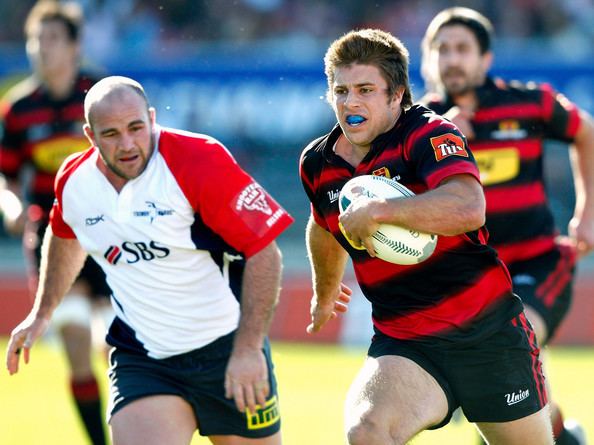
1;0;593;51
1;0;593;256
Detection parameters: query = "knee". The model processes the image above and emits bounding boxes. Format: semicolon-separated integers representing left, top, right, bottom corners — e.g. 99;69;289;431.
346;417;398;445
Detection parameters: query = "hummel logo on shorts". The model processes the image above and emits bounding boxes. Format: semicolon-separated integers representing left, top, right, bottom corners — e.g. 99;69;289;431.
505;389;530;405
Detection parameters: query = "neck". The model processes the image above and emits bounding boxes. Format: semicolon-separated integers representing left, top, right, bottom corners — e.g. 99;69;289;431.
96;155;128;193
335;135;369;168
42;65;78;100
451;91;478;112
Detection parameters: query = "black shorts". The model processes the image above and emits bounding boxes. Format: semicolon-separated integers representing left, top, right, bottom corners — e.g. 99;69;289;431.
368;312;547;427
27;220;111;299
507;242;576;342
107;331;281;438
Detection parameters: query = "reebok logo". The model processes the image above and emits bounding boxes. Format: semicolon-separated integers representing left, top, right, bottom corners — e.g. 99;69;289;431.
505;389;530;406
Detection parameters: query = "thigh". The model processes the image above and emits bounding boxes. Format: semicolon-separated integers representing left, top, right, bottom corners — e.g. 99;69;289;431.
476;405;553;445
188;337;281;439
209;431;282;445
110;394;196;445
510;243;576;343
345;355;449;443
448;312;547;423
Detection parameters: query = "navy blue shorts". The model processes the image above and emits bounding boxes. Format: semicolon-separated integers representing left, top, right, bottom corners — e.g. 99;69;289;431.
107;331;281;438
368;312;547;427
508;242;576;342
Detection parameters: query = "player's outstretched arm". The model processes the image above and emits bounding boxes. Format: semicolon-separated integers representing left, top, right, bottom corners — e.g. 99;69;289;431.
569;109;594;258
225;241;283;414
5;227;87;375
305;217;351;334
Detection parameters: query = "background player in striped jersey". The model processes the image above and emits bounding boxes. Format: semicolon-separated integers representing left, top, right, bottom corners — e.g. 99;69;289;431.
6;76;292;445
0;2;110;444
420;7;594;445
300;28;554;445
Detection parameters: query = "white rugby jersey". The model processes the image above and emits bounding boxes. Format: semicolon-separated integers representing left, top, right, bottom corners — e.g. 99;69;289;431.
50;126;293;358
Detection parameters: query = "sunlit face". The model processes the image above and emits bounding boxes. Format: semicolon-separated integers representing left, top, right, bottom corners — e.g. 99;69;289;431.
429;25;492;97
84;89;156;186
26;19;79;79
331;63;402;150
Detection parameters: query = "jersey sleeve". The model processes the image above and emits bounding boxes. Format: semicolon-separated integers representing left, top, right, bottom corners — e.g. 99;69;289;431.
48;154;79;239
299;148;329;230
405;117;481;190
163;132;293;258
0;101;26;179
539;83;581;142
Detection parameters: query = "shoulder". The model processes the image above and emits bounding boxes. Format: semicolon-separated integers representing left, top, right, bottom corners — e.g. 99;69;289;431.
403;104;456;133
300;133;328;166
157;127;244;185
299;132;333;190
489;77;549;101
77;71;101;90
0;76;41;116
416;92;448;112
55;148;96;190
159;127;232;161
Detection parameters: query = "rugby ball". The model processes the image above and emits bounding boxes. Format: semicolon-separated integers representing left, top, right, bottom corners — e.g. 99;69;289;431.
338;175;437;265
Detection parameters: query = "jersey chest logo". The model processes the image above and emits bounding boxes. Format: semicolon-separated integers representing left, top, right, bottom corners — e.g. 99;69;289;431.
473;147;520;185
132;201;175;223
104;241;171;265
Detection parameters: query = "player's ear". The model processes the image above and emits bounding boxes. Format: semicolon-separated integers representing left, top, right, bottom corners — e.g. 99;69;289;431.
83;123;95;146
482;50;494;72
390;86;405;108
149;107;156;125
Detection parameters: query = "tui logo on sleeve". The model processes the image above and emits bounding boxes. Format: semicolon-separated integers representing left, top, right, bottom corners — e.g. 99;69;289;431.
430;133;468;161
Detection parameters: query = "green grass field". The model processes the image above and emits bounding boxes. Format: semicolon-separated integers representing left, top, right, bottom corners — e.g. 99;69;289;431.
1;338;592;444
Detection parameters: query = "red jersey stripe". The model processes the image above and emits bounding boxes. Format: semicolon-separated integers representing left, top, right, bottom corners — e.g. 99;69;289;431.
537;243;576;307
485;183;546;214
372;266;512;339
517;313;547;407
474;103;542;123
494;236;555;264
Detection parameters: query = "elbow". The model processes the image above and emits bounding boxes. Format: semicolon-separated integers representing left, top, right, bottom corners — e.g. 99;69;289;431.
463;197;486;232
441;197;485;236
467;206;486;231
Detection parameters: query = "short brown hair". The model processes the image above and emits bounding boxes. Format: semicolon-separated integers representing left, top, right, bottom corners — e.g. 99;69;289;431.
324;29;413;108
24;1;83;42
422;7;494;56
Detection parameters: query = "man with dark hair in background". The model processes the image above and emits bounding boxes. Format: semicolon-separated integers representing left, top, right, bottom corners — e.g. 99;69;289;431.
0;2;110;444
420;7;594;445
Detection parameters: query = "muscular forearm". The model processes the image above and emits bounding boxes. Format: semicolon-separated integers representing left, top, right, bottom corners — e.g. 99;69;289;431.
571;110;594;220
32;227;87;320
373;174;485;236
306;217;348;302
233;241;283;351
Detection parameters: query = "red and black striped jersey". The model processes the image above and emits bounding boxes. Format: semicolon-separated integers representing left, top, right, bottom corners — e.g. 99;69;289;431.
300;105;522;342
0;72;98;213
423;77;580;264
